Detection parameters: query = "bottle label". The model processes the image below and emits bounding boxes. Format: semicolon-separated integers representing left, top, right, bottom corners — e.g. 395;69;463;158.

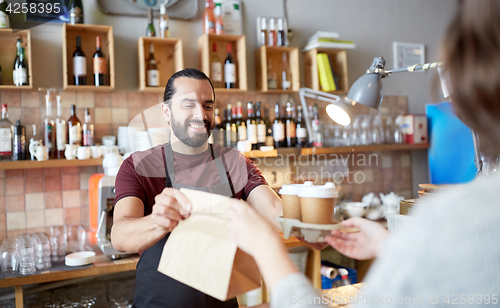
14;68;27;85
13;135;25;157
297;127;307;139
69;124;81;145
238;126;247;141
0;12;9;29
56;123;67;151
312;119;320;131
265;136;274;146
0;128;12;155
282;80;291;90
94;57;107;74
83;129;94;146
147;69;160;87
73;56;87;77
45;124;54;150
70;7;83;24
247;124;257;144
272;123;285;141
286;122;296;138
268;77;277;90
160;20;169;32
224;63;236;83
257;124;266;143
211;62;222;82
206;21;215;33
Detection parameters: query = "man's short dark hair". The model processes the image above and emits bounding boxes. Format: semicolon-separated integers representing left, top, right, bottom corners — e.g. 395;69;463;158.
163;68;215;106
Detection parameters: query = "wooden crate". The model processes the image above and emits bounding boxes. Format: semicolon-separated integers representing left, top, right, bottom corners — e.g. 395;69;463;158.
255;46;299;93
138;37;183;93
62;23;115;91
198;34;247;92
0;29;33;90
303;48;348;95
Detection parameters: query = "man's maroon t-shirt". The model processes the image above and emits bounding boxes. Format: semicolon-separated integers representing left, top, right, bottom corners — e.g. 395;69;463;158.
114;144;268;215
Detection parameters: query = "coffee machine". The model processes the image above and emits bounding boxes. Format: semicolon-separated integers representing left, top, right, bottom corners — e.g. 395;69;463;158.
95;176;134;259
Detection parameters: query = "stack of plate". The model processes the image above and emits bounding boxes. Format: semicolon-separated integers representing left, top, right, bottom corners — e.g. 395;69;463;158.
418;183;451;197
148;127;169;146
133;128;169;152
117;126;137;154
65;251;96;267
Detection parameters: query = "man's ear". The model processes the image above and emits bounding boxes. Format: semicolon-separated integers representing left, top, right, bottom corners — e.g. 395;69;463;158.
161;103;171;124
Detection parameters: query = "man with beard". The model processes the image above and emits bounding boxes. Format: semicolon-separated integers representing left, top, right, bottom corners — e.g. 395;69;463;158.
111;68;283;308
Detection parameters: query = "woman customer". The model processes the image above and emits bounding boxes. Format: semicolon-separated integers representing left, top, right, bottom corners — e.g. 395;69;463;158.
226;0;500;306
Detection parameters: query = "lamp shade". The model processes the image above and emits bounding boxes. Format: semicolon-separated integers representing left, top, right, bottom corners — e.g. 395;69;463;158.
326;104;351;126
346;72;383;110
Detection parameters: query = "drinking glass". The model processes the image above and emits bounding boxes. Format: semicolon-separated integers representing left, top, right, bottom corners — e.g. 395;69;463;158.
350;116;361;146
18;235;36;275
359;115;372;145
394;115;404;143
33;233;52;270
1;239;19;273
371;114;384;144
49;226;67;262
385;115;395;144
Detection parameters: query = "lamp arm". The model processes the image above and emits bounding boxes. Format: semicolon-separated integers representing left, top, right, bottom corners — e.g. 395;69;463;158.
299;88;342;144
380;61;444;75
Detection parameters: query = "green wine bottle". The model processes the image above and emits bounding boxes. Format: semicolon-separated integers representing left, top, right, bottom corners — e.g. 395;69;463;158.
146;8;156;37
69;0;84;24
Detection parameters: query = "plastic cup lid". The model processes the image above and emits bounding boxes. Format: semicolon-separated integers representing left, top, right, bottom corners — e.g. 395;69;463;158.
279;181;313;195
298;182;338;198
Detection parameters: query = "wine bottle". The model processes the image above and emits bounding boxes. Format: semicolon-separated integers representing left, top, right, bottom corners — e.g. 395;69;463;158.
93;36;106;86
12;120;26;161
273;103;285;148
146;44;160;87
224;44;236;89
82;108;94;146
246;101;257;150
55;95;66;159
69;0;84;24
223;104;233;148
203;0;216;34
0;104;11;161
213;108;225;147
231;105;238;144
67;104;82;145
44;95;56;159
285;102;296;147
235;101;246;141
29;124;42;161
210;43;223;88
296;105;308;148
263;104;274;146
281;52;291;90
255;101;266;149
259;17;267;46
73;35;87;86
215;5;224;35
312;104;323;147
277;18;286;47
13;38;28;86
146;8;156;37
268;18;277;46
267;59;278;90
159;4;170;38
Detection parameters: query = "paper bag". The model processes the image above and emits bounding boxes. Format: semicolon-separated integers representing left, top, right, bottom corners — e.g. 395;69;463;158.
157;188;262;301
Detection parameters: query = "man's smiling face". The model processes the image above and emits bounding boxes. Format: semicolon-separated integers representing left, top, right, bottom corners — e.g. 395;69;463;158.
166;77;215;148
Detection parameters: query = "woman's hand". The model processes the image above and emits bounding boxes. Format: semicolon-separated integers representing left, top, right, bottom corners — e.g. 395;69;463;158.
226;200;281;258
325;218;389;260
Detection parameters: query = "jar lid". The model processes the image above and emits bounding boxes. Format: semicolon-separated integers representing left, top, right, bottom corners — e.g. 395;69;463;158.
298;182;338;198
279;181;313;195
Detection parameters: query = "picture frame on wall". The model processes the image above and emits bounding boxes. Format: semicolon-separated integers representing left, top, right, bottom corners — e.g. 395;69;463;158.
393;41;425;72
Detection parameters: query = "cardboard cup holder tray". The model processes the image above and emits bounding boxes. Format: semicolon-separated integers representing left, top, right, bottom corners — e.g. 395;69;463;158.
277;217;346;243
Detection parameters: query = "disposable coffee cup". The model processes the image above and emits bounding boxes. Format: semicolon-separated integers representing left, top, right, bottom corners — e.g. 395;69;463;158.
298;182;338;224
279;181;313;220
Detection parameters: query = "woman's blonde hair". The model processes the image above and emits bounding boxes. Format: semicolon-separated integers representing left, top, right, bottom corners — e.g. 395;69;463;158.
442;0;500;155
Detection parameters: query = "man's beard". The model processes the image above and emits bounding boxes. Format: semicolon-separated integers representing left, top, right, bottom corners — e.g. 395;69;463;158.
171;115;213;148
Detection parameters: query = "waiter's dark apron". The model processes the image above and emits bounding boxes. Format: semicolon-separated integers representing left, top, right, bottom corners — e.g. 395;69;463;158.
133;142;238;308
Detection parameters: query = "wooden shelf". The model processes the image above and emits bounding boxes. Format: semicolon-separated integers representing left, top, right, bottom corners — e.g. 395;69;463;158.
299;143;429;155
0;29;33;89
138;37;183;92
243;143;429;159
0;158;103;170
303;47;348;94
62;24;115;90
214;88;246;93
198;34;247;91
255;45;299;92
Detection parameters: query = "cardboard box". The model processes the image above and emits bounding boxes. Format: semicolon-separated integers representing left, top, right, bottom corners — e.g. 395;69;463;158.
399;199;416;215
403;114;428;144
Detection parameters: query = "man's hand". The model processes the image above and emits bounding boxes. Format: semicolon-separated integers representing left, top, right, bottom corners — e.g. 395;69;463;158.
151;188;192;232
